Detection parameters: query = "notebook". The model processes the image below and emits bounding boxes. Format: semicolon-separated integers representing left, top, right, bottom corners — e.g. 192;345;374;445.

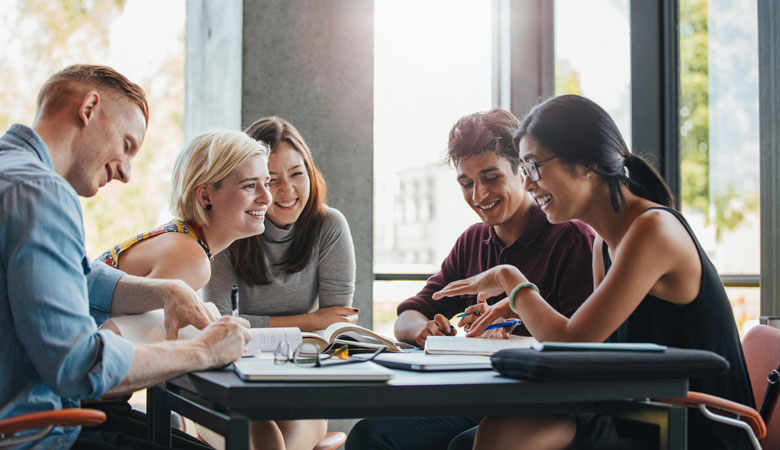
359;352;493;372
424;335;538;356
233;358;394;381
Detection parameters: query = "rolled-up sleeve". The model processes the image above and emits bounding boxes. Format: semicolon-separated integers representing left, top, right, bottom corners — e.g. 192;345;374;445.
3;178;133;399
86;262;124;325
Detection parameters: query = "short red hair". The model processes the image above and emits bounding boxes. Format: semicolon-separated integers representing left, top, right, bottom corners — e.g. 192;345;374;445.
37;64;149;126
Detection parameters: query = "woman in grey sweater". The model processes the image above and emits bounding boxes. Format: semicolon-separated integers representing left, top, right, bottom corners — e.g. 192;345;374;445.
202;116;356;450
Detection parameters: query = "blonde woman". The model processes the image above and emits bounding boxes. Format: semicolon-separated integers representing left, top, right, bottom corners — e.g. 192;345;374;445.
99;130;274;449
98;130;271;292
101;130;327;450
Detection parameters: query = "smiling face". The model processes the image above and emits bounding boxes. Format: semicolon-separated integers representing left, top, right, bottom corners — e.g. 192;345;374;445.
68;95;146;197
206;155;272;239
456;151;534;232
267;142;311;227
519;136;592;223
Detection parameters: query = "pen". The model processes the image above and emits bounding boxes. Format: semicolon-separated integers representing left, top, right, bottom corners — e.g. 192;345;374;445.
456;312;469;318
231;283;239;317
481;319;522;332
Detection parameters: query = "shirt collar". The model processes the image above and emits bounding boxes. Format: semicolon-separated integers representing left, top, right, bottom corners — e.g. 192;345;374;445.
6;124;54;170
484;204;548;249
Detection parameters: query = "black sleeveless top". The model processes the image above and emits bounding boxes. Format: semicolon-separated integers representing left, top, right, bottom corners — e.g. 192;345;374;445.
603;207;754;450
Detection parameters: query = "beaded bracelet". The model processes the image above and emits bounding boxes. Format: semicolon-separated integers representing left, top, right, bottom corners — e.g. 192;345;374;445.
508;282;539;315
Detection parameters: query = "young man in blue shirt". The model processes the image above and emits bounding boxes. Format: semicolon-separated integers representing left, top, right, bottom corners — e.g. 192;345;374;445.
0;65;252;449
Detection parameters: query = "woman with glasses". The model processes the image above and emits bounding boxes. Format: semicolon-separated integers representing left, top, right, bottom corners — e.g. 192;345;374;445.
434;95;753;450
203;116;357;450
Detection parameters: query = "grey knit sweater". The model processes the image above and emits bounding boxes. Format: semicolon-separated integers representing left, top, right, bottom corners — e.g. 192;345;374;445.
202;206;355;327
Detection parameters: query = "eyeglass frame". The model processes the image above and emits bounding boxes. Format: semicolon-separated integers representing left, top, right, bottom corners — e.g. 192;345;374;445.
519;156;558;182
274;340;386;368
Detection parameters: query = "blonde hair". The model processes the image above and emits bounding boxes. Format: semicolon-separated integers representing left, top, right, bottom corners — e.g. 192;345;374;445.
170;130;269;225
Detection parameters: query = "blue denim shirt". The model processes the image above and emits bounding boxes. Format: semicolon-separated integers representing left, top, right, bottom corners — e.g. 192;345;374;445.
0;124;134;449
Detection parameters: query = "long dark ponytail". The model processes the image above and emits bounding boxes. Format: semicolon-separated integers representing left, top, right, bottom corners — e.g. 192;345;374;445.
514;94;674;211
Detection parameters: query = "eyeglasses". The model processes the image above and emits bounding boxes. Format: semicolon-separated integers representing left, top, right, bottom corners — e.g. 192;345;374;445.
519;156;558;182
274;341;386;368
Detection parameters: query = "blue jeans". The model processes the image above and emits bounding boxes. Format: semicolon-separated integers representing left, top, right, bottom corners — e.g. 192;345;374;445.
346;416;481;450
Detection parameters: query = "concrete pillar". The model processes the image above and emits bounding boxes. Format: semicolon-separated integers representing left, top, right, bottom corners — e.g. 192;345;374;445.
184;0;243;135
185;0;375;328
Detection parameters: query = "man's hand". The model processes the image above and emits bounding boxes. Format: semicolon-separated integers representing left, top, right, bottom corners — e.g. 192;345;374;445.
108;315;253;395
414;313;456;348
196;316;253;368
110;275;218;339
161;279;218;339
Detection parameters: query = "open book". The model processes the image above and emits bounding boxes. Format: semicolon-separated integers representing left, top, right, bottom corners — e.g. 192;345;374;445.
302;322;413;353
424;335;538;356
108;302;410;353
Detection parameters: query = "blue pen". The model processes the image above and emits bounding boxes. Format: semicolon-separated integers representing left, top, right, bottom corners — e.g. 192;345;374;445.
481;319;522;332
456;312;469;318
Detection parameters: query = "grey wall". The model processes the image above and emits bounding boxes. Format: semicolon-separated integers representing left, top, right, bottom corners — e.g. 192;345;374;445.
241;1;374;328
184;0;243;137
185;0;375;329
759;0;780;323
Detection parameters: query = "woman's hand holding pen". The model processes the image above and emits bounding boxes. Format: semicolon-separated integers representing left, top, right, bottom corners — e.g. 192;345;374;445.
456;301;488;329
433;265;527;339
466;297;519;338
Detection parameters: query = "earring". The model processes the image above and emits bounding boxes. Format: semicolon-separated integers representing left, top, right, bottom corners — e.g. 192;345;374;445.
205;204;212;210
587;173;592;179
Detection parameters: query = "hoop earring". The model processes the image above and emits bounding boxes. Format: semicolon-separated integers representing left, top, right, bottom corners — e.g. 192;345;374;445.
205;204;212;211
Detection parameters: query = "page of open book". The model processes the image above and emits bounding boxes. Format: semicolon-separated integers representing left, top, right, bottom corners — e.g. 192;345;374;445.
111;302;303;353
112;309;171;343
310;322;409;352
247;327;302;352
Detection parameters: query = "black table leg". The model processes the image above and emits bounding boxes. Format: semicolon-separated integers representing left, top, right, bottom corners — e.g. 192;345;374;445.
147;386;172;446
224;415;250;450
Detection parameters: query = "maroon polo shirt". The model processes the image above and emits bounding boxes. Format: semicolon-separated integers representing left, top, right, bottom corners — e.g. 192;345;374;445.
397;205;595;335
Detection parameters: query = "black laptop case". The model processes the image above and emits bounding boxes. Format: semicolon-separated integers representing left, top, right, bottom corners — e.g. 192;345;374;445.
490;347;729;382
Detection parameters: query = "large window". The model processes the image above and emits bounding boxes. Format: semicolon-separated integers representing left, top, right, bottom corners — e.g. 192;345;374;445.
679;0;760;334
554;0;761;335
554;0;631;142
373;0;493;336
0;0;185;258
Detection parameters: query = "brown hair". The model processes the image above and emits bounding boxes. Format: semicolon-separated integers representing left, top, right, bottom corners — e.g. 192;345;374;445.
447;108;521;173
231;117;328;285
37;64;150;126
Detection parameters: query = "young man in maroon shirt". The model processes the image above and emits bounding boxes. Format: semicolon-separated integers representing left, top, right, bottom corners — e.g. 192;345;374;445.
395;108;595;347
346;109;595;450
